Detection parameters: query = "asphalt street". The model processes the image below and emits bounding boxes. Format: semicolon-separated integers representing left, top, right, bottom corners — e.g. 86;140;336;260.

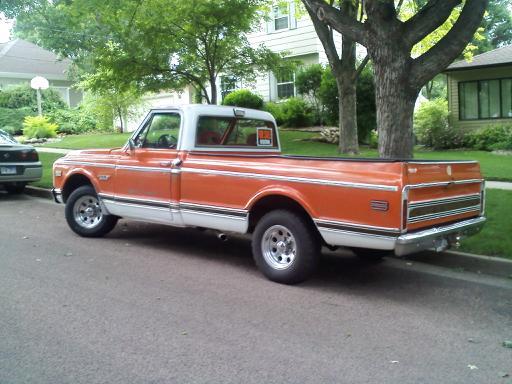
1;193;511;384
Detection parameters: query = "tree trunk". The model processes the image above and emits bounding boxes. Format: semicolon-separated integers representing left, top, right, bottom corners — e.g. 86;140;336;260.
210;77;218;105
117;107;124;133
337;77;359;154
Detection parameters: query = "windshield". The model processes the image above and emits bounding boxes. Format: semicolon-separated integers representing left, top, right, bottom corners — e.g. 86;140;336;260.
0;130;17;145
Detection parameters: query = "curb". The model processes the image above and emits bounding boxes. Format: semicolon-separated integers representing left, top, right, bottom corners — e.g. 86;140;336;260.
403;250;512;279
25;185;53;200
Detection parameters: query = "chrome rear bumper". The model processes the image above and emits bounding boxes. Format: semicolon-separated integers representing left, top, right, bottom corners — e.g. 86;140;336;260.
394;216;486;256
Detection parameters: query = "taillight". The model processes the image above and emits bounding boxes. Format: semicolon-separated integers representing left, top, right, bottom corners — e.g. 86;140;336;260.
18;149;39;162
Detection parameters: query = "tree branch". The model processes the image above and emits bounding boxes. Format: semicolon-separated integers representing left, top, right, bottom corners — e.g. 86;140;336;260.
410;0;488;89
302;0;367;45
305;6;342;73
353;54;369;81
403;0;461;47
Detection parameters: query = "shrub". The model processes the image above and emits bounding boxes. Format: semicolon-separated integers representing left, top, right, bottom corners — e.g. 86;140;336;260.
318;66;376;142
414;98;464;149
369;129;378;149
263;102;285;126
296;64;324;125
280;97;314;127
465;124;512;151
222;89;264;110
46;108;98;135
22;115;58;139
0;107;35;134
0;84;66;112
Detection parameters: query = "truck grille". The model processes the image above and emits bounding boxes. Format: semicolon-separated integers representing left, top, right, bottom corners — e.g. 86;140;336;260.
408;194;482;224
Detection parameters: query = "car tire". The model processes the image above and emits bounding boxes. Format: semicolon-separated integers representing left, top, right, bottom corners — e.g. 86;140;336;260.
65;185;118;237
5;182;26;194
252;210;320;284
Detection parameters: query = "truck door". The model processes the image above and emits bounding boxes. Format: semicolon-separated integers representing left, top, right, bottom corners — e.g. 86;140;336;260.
112;111;181;224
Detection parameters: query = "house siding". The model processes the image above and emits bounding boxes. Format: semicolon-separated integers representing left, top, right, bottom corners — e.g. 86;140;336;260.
447;65;512;131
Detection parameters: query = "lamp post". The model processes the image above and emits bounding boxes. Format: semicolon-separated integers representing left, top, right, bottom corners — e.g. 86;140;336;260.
30;76;49;116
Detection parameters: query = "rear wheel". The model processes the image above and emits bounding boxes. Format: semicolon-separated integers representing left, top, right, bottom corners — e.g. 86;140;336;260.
5;182;26;194
252;210;320;284
65;185;118;237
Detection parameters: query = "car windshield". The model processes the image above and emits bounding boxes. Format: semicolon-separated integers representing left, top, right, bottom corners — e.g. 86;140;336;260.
0;130;17;145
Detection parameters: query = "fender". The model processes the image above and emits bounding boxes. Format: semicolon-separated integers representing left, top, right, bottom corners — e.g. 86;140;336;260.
245;185;317;219
62;167;102;194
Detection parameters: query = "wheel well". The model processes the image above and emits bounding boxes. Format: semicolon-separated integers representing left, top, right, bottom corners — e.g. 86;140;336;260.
248;195;317;233
62;174;93;202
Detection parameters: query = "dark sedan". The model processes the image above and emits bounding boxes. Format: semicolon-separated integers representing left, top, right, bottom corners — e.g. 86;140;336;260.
0;130;42;193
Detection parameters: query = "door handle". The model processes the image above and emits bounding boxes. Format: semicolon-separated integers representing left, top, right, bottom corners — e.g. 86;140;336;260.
171;158;183;168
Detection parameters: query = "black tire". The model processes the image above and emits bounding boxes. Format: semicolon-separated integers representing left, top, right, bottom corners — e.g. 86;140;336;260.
5;182;26;194
351;248;390;263
252;210;320;284
65;185;118;237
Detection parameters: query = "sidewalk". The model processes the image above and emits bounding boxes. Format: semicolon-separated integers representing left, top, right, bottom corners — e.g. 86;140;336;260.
486;181;512;190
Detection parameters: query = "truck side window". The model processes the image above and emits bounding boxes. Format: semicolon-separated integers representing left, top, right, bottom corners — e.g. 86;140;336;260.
136;113;181;149
196;116;277;148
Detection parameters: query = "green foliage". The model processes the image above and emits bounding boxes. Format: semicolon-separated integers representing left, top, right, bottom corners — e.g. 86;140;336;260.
414;98;464;149
280;97;314;127
472;0;512;53
295;64;324;125
222;89;264;110
318;66;376;142
46;108;99;135
22;115;58;139
0;84;66;112
465;124;512;151
9;0;285;104
0;107;35;134
263;102;285;126
369;130;378;149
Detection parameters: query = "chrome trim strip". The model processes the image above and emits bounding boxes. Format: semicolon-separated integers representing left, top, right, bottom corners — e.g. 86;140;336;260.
179;208;247;221
181;167;398;191
406;179;484;189
0;161;41;166
407;205;481;223
407;161;478;165
409;193;481;208
60;160;116;169
115;164;174;173
104;200;170;211
319;227;397;240
314;219;400;233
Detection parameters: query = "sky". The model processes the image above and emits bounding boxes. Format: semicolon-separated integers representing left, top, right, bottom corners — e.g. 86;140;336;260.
0;14;13;43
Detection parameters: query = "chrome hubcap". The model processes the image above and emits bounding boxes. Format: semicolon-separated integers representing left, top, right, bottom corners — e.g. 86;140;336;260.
261;225;296;270
73;195;103;229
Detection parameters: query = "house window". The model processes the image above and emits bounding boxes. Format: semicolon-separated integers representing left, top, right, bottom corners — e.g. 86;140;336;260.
273;5;289;31
459;78;512;120
221;76;239;101
276;69;295;99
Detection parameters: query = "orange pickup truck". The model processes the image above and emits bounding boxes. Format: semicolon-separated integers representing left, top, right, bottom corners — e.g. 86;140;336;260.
52;105;485;284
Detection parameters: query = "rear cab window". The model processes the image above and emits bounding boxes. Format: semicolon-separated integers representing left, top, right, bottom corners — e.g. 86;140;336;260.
195;116;278;149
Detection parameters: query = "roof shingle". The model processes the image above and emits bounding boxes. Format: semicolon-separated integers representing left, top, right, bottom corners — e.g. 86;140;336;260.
446;44;512;71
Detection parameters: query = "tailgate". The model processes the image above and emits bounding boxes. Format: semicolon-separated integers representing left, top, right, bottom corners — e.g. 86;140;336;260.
403;161;484;232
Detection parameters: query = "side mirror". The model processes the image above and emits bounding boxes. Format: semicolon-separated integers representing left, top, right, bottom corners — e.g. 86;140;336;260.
128;138;135;154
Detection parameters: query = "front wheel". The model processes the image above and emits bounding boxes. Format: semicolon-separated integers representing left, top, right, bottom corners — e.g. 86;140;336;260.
65;185;118;237
252;210;320;284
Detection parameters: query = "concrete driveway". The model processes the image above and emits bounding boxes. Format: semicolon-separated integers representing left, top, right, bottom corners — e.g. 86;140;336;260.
1;194;511;384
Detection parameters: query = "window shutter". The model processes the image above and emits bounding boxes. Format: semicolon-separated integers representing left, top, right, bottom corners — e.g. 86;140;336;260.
266;17;274;34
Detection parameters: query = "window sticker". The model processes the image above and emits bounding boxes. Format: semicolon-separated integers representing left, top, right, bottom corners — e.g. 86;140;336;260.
257;127;273;146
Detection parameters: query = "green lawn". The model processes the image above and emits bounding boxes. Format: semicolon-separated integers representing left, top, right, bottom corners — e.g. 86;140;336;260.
42;132;132;150
33;152;65;189
459;189;512;259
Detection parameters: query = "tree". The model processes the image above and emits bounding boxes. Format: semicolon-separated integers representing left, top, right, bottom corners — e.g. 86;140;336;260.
295;64;324;125
303;0;368;154
303;0;488;158
473;0;512;52
6;0;285;105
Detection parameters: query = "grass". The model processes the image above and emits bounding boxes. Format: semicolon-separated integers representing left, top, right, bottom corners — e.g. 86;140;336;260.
33;152;65;189
42;132;131;150
459;189;512;259
34;131;512;259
